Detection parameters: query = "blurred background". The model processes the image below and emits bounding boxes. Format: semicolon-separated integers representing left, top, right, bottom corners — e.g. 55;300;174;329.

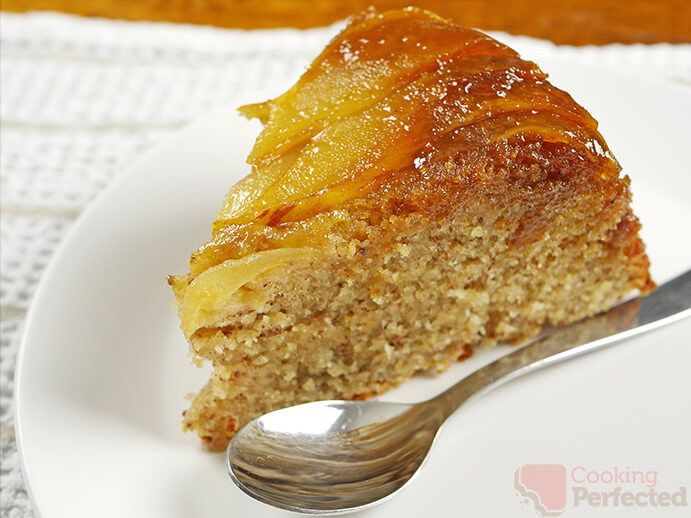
3;0;691;44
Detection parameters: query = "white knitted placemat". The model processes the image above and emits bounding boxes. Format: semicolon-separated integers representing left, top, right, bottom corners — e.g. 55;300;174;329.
1;11;689;517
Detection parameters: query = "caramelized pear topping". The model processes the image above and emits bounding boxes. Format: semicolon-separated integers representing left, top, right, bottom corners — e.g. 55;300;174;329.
193;7;617;275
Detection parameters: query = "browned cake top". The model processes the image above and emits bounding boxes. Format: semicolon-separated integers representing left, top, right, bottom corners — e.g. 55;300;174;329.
186;7;621;277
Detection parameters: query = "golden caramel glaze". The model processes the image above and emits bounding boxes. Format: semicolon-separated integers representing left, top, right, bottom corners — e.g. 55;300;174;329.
187;7;621;277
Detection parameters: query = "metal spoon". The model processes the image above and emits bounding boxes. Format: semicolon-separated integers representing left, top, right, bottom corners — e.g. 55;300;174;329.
227;270;691;514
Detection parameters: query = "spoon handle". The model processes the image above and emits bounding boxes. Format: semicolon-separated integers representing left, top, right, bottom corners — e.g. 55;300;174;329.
431;269;691;420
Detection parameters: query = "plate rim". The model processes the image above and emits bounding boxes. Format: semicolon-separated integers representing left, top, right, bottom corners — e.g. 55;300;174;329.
12;104;241;517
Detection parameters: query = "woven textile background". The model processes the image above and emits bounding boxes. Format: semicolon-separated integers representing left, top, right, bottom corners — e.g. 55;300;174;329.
1;12;689;517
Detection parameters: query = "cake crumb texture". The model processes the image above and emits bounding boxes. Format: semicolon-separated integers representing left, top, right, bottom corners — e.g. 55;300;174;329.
179;139;652;450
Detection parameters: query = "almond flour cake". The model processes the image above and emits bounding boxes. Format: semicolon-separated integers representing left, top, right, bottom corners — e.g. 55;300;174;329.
169;8;654;451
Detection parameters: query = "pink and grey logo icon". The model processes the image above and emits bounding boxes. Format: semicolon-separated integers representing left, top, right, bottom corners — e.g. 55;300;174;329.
516;464;567;516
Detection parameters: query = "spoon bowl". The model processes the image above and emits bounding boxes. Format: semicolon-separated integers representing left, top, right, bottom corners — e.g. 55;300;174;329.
227;400;442;513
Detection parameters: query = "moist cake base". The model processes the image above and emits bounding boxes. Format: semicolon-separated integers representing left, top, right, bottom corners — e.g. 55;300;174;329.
178;143;652;451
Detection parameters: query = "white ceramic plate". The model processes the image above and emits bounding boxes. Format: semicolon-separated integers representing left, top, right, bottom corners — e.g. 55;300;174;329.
16;59;691;518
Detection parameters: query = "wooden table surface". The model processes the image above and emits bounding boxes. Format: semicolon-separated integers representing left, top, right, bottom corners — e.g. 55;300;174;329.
3;0;691;45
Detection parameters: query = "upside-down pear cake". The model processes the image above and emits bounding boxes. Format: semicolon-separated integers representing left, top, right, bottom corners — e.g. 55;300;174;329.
169;8;654;451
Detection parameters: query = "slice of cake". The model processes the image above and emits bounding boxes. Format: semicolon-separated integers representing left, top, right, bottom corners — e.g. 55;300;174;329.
169;7;654;451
